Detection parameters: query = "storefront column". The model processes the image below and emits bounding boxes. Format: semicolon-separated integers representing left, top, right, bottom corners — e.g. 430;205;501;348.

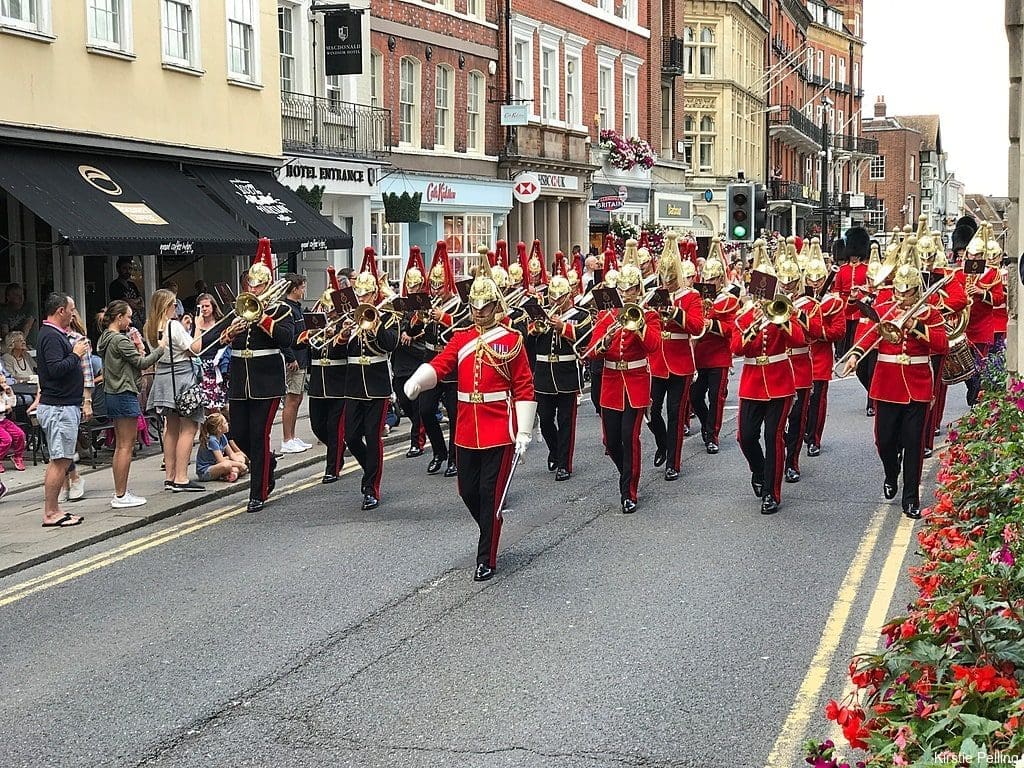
521;200;535;245
143;254;158;302
497;213;508;243
570;200;587;251
559;201;573;252
546;200;561;254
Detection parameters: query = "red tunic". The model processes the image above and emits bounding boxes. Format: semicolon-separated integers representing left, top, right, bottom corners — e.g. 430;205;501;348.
789;294;822;389
428;324;535;449
835;262;869;320
808;293;846;381
852;302;949;404
731;304;805;400
993;268;1008;335
586;308;662;410
651;288;704;378
694;292;740;369
966;267;1004;347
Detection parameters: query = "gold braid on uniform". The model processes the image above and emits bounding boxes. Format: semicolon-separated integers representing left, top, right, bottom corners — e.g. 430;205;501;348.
476;331;523;382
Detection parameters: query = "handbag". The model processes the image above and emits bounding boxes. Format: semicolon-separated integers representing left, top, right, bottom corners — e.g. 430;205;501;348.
167;321;206;415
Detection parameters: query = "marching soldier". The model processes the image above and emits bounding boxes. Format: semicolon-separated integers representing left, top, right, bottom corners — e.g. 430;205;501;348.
731;240;805;515
221;238;294;514
585;255;662;513
648;232;704;481
404;255;535;582
393;247;430;459
341;248;400;510
586;246;620;415
964;220;1005;406
802;249;846;456
307;269;348;484
528;264;591;482
843;239;949;519
838;227;876;416
420;242;461;477
691;240;739;454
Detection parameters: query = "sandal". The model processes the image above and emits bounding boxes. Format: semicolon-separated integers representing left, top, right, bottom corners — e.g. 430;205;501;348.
42;513;85;528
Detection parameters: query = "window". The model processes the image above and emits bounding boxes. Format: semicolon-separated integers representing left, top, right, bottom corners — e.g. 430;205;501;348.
869;155;885;180
853;62;859;91
598;64;613;131
661;85;672;157
278;4;294;93
444;215;493;275
684;113;715;173
467;71;484;153
804;156;814;186
2;0;42;28
828;54;836;84
436;0;454;9
434;65;453;149
227;0;258;82
683;27;695;76
466;0;483;18
512;37;532;108
622;71;637;137
371;212;403;283
399;57;420;146
565;54;581;126
541;46;557;120
838;59;846;86
326;75;343;106
370;51;382;108
698;26;715;76
161;0;197;67
682;115;694;166
909;155;915;181
816;50;823;78
87;0;132;51
837;110;844;134
805;48;813;77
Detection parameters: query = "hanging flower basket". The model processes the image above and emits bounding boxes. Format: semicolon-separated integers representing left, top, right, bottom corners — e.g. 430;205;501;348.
383;191;422;223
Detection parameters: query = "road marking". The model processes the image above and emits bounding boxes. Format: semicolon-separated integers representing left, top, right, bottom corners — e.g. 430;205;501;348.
762;500;890;768
0;449;404;608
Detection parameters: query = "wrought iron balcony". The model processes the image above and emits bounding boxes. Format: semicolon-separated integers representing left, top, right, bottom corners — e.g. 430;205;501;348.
768;106;823;153
768;178;818;205
662;37;684;76
281;91;392;160
830;133;878;156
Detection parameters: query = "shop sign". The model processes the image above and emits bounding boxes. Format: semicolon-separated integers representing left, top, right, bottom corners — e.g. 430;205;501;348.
278;158;380;196
379;174;513;210
655;194;694;224
426;182;457;203
500;104;529;126
324;10;363;76
536;172;579;192
512;173;541;204
595;196;624;212
229;178;297;225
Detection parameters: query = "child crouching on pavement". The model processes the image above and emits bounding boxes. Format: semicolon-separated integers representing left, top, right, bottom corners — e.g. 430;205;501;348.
196;413;248;483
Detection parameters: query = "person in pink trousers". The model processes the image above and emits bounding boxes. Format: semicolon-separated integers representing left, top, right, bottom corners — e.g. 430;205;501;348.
0;383;26;472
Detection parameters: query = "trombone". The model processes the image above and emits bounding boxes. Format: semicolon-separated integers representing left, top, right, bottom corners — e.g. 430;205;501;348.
742;294;795;342
574;302;646;357
201;278;292;354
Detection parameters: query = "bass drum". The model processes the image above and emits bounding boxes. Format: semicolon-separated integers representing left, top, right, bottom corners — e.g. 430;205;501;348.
941;334;977;385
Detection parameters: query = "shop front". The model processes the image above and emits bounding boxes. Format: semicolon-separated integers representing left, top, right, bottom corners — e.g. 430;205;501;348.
587;181;651;251
504;170;591;257
374;174;513;280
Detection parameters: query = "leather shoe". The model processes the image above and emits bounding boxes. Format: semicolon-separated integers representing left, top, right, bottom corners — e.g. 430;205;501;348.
443;462;458;478
473;564;494;581
547;455;557;472
784;468;801;483
267;457;277;496
761;496;780;515
923;447;933;459
683;424;692;437
654;448;667;467
664;467;679;481
427;456;444;474
883;482;897;500
807;444;821;457
866;406;876;417
706;442;719;455
751;475;765;498
902;502;922;520
361;493;379;511
554;468;571;481
322;474;339;484
621;498;637;514
406;446;424;458
246;498;264;514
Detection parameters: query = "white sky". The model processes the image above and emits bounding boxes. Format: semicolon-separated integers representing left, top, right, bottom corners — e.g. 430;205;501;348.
862;0;1009;196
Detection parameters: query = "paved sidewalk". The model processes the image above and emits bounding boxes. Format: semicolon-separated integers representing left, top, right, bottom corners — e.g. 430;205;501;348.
0;403;415;578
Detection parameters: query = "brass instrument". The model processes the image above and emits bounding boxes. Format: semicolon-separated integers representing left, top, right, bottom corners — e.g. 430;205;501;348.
204;278;291;353
306;311;355;349
351;294;400;335
744;294;795;340
578;302;646;357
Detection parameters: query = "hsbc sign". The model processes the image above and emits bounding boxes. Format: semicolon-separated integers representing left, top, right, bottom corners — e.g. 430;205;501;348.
512;172;541;204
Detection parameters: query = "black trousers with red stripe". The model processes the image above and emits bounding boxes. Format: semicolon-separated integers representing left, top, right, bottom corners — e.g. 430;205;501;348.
392;374;424;450
601;403;644;503
344;398;388;497
309;397;345;476
738;396;792;503
419;382;456;460
536;391;578;473
589;361;604;414
926;355;947;451
456;444;514;568
804;380;830;448
966;343;990;407
874;400;928;508
856;349;877;407
690;367;729;444
648;374;691;471
229;397;279;503
784;387;811;472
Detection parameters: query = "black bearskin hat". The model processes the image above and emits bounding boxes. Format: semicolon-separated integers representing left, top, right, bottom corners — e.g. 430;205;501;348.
831;237;847;263
951;216;978;253
844;226;870;260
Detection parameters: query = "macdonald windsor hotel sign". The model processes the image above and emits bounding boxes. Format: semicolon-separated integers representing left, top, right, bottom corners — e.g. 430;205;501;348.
324;10;362;76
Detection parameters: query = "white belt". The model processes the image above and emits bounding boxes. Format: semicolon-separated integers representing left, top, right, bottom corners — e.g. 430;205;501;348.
457;390;509;403
231;349;279;359
743;353;790;366
346;355;388;365
877;354;929;365
424;342;443;352
605;359;648;371
312;359;347;367
662;332;690;340
789;347;810;356
541;354;577;363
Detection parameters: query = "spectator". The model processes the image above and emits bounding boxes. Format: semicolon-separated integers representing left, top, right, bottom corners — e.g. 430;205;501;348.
2;331;36;383
0;283;37;346
582;255;600;291
0;381;26;472
196;412;249;483
194;293;228;412
182;280;209;318
98;299;164;509
144;288;206;493
571;244;583;260
56;311;96;504
337;267;355;285
279;274;310;454
37;292;90;527
162;280;189;331
109;257;145;328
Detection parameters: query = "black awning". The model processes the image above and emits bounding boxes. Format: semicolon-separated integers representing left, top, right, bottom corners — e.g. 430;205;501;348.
188;165;352;253
0;145;257;256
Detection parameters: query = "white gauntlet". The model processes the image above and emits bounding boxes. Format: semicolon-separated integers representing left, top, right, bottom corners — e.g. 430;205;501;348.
403;364;438;400
514;399;538;455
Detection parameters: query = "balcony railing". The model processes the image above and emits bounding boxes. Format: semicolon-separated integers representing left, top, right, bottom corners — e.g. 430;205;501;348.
281;91;392;159
769;179;809;203
830;133;878;156
499;123;591;167
768;105;822;145
662;37;684;76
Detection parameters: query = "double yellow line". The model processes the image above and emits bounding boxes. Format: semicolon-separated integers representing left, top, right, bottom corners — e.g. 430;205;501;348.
0;448;404;608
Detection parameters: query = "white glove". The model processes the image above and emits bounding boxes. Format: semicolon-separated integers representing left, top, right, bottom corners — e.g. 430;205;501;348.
403;364;438;400
514;400;538;456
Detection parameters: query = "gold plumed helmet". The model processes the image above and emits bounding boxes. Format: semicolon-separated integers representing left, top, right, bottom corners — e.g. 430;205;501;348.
865;241;883;283
702;237;727;280
680;260;696;279
657;231;683;285
468;244;501;311
617;263;643;290
490;265;509;289
566;266;580;289
914;215;937;263
353;271;378;297
508;262;524;285
247;262;272;288
404;266;424;291
637;246;652;268
776;253;802;285
892;235;922;292
548;275;571;300
319;288;335;311
751;239;776;277
621;238;640;268
603;267;620;289
429;263;447;289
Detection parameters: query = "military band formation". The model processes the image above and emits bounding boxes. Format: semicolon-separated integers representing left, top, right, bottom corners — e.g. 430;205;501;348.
219;212;1006;581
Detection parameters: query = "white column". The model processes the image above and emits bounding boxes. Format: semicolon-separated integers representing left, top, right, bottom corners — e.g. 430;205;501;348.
521;200;535;245
570;200;587;252
546;199;561;254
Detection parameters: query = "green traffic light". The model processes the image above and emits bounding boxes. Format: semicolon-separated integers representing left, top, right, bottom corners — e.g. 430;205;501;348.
732;224;748;239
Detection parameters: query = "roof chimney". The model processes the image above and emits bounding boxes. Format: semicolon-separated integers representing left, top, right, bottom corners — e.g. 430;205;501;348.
874;95;887;118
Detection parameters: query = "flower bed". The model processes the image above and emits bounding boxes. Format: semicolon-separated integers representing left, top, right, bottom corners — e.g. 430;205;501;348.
806;346;1024;767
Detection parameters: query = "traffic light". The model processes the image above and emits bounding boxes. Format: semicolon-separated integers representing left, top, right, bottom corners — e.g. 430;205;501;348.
753;183;768;238
727;182;755;243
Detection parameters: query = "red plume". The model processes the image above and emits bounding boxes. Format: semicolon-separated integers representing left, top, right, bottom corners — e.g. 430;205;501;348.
572;253;584;278
603;233;616;254
253;237;275;274
603;247;619;275
554;250;568;278
638;231;649;250
403;246;427;296
326;265;341;291
516;241;530;289
359;246;380;281
529;239;550;285
429;240;457;296
495;239;509;270
793;235;804;253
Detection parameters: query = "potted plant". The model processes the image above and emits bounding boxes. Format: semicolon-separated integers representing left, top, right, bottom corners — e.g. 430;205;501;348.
383;191;422;223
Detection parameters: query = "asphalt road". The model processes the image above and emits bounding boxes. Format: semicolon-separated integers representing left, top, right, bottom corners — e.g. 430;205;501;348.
0;376;964;768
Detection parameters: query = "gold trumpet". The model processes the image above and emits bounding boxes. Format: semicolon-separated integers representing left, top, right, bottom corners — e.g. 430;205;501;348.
744;294;795;341
234;278;292;323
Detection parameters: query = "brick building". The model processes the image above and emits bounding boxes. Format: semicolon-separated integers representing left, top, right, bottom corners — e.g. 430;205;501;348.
858;96;924;237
